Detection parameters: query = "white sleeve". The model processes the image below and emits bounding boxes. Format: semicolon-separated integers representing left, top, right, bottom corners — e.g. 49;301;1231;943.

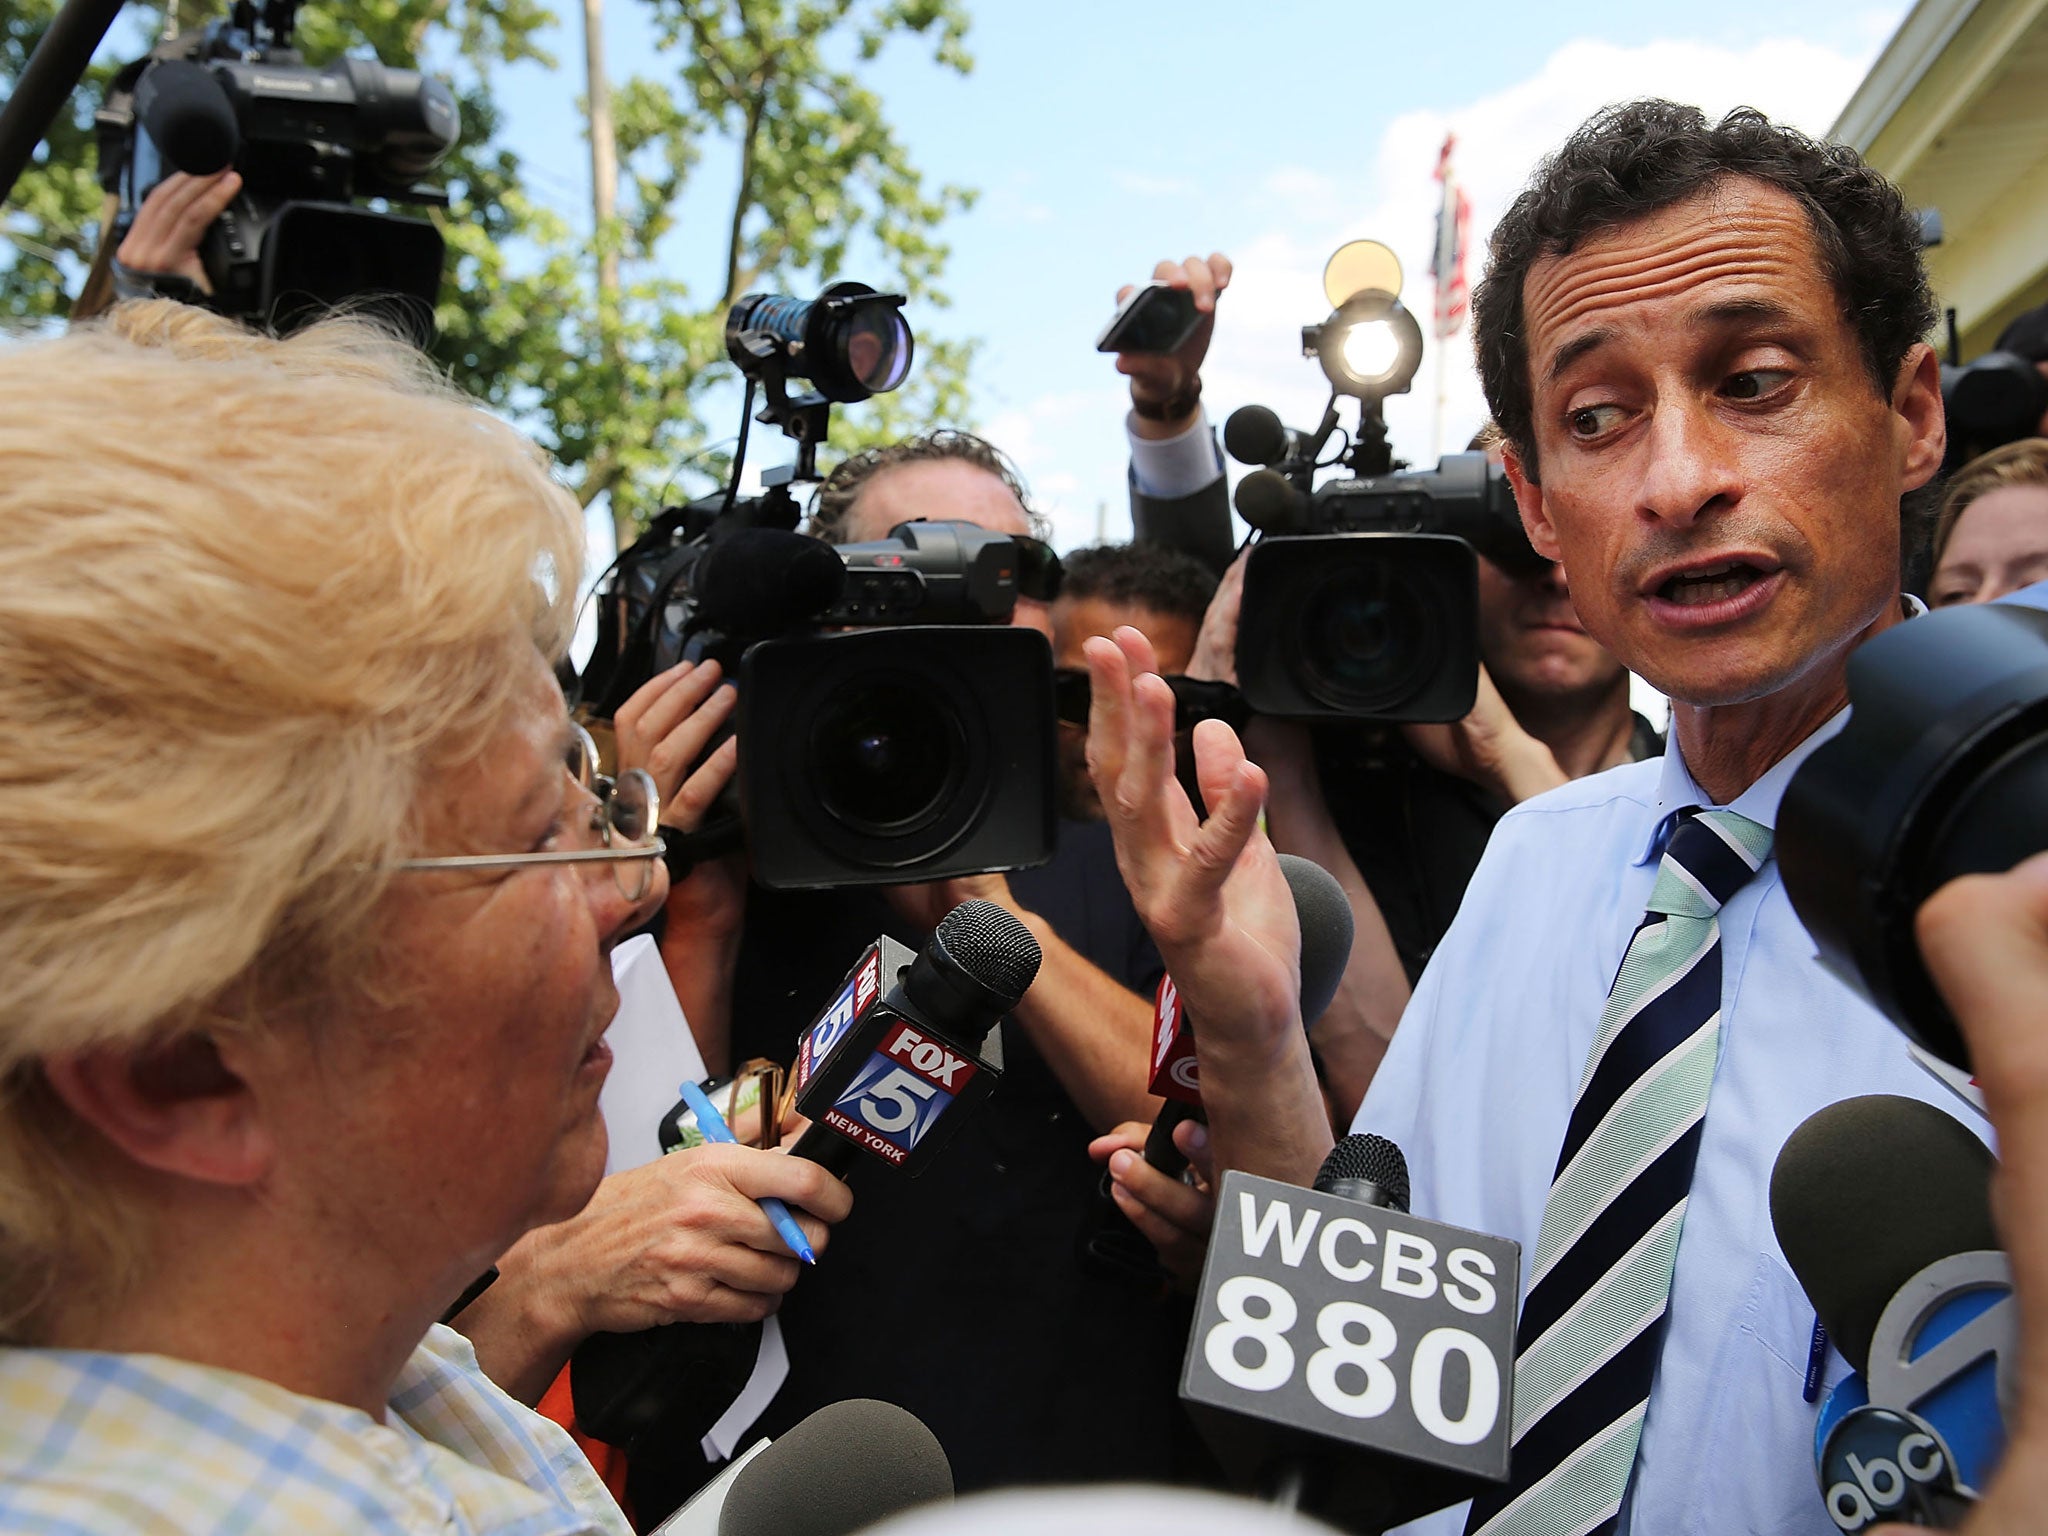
1126;407;1224;500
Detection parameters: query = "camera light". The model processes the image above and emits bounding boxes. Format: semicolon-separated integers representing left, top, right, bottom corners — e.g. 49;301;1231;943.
1340;320;1402;384
1304;288;1423;401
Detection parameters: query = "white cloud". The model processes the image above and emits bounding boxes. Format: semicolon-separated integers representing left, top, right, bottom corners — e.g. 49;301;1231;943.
1002;29;1893;552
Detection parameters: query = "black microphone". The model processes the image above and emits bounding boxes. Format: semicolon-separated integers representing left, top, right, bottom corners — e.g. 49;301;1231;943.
1223;404;1299;468
1082;855;1355;1281
650;1398;953;1535
134;60;239;177
1233;469;1313;535
789;898;1041;1177
1314;1132;1409;1211
1181;1134;1519;1528
1771;1095;2008;1529
692;528;846;636
570;907;1036;1461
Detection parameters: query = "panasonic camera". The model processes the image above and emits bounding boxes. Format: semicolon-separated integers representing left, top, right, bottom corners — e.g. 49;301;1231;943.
96;0;458;331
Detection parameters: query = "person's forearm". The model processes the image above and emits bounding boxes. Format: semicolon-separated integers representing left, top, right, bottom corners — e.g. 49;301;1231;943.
1005;908;1162;1132
448;1232;585;1407
1193;1011;1333;1188
1250;720;1411;1121
658;917;742;1079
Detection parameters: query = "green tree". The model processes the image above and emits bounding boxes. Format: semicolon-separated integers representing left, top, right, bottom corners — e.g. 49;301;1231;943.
0;0;980;539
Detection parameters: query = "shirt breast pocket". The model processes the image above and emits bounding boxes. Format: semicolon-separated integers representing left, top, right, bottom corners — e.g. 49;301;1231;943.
1688;1250;1848;1535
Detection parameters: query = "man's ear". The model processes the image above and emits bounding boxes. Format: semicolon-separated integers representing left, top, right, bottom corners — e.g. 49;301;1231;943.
1893;342;1946;493
1503;443;1565;563
39;1033;274;1188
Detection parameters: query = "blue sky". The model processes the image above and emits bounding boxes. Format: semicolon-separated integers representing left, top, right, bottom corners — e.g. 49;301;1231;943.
487;0;1911;561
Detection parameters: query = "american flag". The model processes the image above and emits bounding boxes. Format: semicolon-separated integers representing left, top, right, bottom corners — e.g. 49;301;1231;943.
1430;133;1471;340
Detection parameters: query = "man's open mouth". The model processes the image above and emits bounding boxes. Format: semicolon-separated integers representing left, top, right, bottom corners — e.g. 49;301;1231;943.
1654;559;1774;607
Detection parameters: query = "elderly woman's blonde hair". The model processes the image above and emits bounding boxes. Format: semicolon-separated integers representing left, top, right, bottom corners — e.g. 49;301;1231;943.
0;301;583;1340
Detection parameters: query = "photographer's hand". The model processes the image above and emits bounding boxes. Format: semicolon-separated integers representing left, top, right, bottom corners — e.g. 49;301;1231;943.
453;1144;851;1406
1885;852;2048;1534
1401;663;1570;806
115;170;241;294
1184;547;1248;687
1086;625;1329;1184
615;661;746;1072
1118;251;1232;441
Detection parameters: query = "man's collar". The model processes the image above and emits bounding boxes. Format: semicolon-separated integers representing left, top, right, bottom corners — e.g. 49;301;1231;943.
1632;594;1926;866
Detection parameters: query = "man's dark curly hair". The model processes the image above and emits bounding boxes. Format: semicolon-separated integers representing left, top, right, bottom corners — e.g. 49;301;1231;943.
1058;542;1219;626
809;429;1048;545
1473;101;1935;477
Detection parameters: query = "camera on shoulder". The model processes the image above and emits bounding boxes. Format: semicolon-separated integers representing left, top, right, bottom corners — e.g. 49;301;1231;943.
576;286;1057;891
1225;241;1544;724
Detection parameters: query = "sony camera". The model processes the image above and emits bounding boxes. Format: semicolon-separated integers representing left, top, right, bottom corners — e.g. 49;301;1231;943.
575;287;1056;891
1228;410;1545;722
96;0;458;332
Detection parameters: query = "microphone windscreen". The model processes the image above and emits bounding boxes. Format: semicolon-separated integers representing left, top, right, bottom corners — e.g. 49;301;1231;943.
1223;405;1288;467
134;61;239;176
1316;1132;1410;1212
718;1398;953;1536
1769;1094;1995;1373
1278;854;1355;1026
1234;469;1309;534
933;897;1043;1006
693;528;846;635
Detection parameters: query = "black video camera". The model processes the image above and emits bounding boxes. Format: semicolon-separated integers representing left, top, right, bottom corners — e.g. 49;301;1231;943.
1226;403;1545;722
1781;597;2048;1073
96;0;457;332
574;287;1056;891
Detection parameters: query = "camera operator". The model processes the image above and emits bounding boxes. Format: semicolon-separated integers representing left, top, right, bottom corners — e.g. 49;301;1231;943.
1090;102;1987;1536
1927;438;2048;608
630;432;1195;1498
1051;541;1218;821
1111;257;1658;1119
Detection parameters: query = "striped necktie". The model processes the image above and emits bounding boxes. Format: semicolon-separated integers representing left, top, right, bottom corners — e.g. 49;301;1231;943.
1465;806;1772;1536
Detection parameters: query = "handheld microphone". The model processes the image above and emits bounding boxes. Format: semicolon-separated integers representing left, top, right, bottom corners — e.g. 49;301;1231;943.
1082;855;1354;1282
692;528;847;637
572;905;1038;1452
133;60;239;178
1770;1095;2009;1529
1181;1138;1519;1530
651;1398;954;1536
788;898;1041;1177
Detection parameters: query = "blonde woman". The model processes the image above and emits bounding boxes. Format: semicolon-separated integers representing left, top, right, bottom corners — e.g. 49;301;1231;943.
0;303;840;1531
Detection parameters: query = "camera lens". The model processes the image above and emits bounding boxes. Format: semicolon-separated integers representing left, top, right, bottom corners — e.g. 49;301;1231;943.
810;677;966;836
1294;563;1439;714
842;304;913;394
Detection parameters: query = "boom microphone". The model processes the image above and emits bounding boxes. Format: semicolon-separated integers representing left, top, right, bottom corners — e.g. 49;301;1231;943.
1770;1095;2009;1529
132;60;240;177
652;1398;954;1536
692;528;847;636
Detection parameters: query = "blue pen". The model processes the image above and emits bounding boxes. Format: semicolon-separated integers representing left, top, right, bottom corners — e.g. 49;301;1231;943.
677;1079;817;1265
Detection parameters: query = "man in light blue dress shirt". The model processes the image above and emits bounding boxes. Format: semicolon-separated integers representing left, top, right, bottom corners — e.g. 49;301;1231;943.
1083;100;1981;1536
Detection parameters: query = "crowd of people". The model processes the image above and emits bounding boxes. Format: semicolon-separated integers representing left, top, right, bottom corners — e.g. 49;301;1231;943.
3;92;2048;1536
